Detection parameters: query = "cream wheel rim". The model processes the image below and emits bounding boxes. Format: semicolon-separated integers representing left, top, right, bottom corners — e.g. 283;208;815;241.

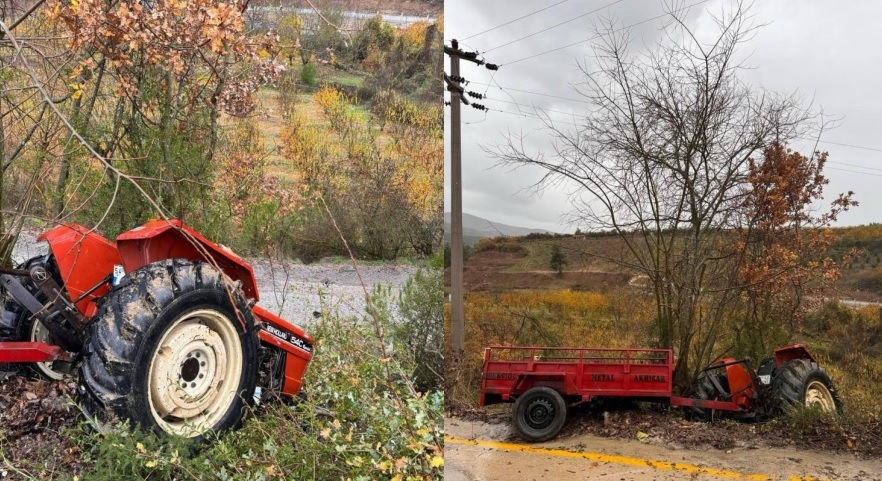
147;308;243;437
30;320;65;380
805;380;836;413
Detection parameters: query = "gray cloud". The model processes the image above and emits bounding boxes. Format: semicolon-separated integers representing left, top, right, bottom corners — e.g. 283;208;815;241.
445;0;882;232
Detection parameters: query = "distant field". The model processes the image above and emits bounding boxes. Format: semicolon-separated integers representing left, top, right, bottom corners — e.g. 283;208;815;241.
457;227;882;302
219;64;380;186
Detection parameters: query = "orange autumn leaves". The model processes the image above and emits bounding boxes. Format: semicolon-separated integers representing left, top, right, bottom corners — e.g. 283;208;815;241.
49;0;279;115
51;0;247;72
738;142;858;316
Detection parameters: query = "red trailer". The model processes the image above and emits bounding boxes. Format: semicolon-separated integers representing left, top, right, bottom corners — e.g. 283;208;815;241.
480;345;841;442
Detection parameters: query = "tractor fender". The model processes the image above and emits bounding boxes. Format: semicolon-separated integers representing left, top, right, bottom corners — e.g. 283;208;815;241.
115;220;260;300
772;344;816;368
38;223;120;317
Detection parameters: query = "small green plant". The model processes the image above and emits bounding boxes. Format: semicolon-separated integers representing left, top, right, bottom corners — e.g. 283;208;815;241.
300;61;316;86
393;257;444;392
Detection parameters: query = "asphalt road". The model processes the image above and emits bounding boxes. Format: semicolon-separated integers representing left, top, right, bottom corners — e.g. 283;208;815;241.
445;417;882;481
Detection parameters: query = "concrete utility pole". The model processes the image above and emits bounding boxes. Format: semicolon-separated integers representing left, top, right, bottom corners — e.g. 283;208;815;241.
447;44;464;359
444;40;497;359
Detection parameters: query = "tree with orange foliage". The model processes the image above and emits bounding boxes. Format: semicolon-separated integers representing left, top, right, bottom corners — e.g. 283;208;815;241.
735;142;858;359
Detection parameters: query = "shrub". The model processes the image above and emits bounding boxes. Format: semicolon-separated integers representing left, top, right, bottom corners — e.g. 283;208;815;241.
393;259;444;392
549;244;567;275
300;61;316;86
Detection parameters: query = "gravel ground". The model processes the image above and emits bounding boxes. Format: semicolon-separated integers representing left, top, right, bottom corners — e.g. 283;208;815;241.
12;227;419;326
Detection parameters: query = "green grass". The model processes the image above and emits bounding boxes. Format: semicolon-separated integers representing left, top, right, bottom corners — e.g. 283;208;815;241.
329;73;365;88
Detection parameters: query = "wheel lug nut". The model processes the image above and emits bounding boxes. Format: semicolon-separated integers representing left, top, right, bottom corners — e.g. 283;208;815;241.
200;361;206;367
190;382;196;388
195;353;200;358
198;374;204;379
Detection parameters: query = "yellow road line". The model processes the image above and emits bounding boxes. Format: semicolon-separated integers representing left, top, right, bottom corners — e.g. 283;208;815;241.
445;436;835;481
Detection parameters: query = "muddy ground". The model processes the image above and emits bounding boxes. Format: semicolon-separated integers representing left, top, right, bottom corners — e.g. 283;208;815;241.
449;402;882;462
446;416;882;481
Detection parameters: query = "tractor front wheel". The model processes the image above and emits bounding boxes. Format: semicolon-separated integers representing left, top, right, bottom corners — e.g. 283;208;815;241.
688;373;729;421
770;359;842;414
512;386;567;442
0;254;67;380
78;259;258;439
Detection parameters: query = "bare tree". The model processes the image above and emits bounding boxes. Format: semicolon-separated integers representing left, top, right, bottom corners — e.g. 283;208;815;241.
490;1;811;385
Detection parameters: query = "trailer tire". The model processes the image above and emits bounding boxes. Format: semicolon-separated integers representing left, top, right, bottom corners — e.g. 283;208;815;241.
770;359;842;414
79;259;258;439
0;254;67;380
512;387;567;442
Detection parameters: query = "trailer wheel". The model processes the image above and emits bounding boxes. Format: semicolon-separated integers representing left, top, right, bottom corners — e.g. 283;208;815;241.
79;259;258;439
0;255;67;380
512;387;567;442
770;359;842;414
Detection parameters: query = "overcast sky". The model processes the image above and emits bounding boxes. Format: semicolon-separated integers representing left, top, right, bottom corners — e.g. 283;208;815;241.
444;0;882;232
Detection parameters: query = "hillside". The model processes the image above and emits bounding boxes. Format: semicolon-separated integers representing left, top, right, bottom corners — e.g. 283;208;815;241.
453;227;882;303
284;0;442;16
443;212;550;245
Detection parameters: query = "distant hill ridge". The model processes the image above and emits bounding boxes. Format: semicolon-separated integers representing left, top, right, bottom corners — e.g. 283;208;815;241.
444;212;550;245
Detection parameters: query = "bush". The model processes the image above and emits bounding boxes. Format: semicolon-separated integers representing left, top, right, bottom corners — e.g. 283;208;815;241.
392;258;444;392
300;62;316;86
471;237;525;255
549;244;567;275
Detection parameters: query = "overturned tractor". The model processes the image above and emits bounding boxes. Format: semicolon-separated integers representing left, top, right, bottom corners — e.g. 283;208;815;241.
480;345;841;442
0;220;313;439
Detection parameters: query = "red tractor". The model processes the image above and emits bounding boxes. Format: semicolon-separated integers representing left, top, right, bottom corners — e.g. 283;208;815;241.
0;220;313;439
480;345;841;442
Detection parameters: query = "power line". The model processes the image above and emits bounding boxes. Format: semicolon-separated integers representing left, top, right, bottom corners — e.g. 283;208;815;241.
484;0;627;53
484;107;581;128
468;81;591;104
483;96;581;119
471;106;882;172
826;166;882;178
461;0;573;41
826;160;882;173
473;86;882;161
798;137;882;154
502;0;712;66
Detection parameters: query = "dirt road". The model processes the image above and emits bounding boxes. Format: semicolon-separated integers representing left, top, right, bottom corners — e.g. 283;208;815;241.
445;417;882;481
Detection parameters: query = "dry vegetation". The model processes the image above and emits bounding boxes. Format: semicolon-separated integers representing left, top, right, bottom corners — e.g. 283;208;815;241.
446;234;882;456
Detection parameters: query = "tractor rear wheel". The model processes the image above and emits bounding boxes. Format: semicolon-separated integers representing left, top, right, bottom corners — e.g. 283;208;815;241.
78;259;258;439
512;386;567;442
770;359;842;414
0;254;67;380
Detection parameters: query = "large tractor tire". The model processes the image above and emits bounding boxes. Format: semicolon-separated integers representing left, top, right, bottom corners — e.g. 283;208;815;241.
79;259;259;439
0;254;67;380
512;386;567;442
770;359;842;414
688;372;729;421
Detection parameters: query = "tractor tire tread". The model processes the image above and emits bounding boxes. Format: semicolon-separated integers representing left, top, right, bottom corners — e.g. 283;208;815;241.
770;359;842;414
78;258;258;439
